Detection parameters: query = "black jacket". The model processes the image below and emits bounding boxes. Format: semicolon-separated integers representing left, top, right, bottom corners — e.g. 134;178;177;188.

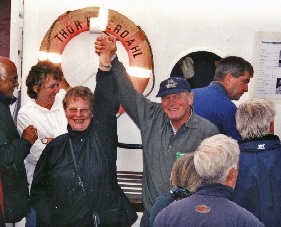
0;93;31;222
31;71;137;227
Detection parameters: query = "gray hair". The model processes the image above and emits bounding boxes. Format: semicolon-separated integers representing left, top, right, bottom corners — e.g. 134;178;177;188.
0;57;15;80
236;98;275;139
194;134;239;184
214;56;254;81
63;86;94;111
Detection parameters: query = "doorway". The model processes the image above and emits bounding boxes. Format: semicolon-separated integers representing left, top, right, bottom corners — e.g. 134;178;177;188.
170;51;221;88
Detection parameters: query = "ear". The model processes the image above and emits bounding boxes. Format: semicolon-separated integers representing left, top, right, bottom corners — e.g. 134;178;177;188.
33;85;39;93
270;121;274;134
223;73;233;86
224;166;238;188
236;124;240;133
188;92;194;105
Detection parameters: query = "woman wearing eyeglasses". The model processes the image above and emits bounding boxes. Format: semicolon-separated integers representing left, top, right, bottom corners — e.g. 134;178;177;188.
30;36;137;227
17;60;69;226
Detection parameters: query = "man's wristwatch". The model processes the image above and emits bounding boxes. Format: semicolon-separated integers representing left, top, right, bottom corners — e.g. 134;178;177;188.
41;138;49;144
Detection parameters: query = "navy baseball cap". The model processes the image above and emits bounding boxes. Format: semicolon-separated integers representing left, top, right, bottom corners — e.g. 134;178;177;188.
156;77;192;97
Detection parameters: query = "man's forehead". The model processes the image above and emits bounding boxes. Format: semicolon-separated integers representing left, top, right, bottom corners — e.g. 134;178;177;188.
162;91;190;97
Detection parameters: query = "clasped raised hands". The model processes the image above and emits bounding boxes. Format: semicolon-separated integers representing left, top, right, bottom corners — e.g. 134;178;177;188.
95;34;117;58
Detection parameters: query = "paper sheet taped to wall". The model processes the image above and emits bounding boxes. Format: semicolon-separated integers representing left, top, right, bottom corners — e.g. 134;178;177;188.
253;31;281;99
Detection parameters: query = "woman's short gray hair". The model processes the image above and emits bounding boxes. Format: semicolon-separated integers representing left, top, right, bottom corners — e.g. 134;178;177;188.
194;134;239;184
236;98;275;139
63;86;94;111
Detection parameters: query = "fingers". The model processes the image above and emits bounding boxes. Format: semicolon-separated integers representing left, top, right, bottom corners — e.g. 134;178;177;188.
95;40;103;54
24;125;38;136
26;125;35;131
95;35;105;54
95;35;117;57
108;36;116;42
96;35;103;41
22;125;38;145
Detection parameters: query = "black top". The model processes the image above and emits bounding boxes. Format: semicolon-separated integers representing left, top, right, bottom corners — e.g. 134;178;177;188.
31;71;137;227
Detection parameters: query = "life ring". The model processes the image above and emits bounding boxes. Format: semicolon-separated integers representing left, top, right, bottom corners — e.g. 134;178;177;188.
39;6;154;110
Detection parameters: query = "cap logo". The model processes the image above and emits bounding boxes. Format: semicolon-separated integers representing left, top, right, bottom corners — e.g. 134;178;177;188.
165;79;177;89
195;205;211;213
257;144;265;149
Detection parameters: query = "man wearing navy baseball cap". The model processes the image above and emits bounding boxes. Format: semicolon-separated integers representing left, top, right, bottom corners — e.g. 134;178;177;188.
95;36;219;227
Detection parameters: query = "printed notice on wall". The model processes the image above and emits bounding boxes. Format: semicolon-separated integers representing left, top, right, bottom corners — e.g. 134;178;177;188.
252;32;281;99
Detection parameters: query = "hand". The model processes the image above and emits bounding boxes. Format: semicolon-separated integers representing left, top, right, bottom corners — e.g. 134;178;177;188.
95;34;117;58
21;125;38;145
98;35;117;70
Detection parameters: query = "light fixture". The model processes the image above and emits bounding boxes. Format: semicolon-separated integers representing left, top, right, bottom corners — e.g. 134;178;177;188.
38;51;62;64
127;67;151;79
90;7;109;34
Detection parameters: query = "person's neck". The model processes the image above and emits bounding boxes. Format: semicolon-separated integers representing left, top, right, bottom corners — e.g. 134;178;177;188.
170;108;193;133
0;92;17;105
35;99;52;110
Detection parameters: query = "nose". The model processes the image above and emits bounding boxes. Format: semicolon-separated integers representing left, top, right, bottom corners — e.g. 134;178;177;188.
15;81;19;88
244;83;248;92
75;109;83;116
168;96;177;105
53;85;60;93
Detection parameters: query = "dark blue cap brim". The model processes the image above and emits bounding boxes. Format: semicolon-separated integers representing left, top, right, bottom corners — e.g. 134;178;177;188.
156;88;191;97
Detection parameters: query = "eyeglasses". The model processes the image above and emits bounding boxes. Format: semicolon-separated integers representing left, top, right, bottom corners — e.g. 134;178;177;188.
67;107;90;114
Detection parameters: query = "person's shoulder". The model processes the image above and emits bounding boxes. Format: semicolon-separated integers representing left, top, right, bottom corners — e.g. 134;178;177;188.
192;114;219;132
231;202;265;226
49;133;68;145
194;114;213;124
42;133;69;158
228;200;258;216
162;195;190;210
192;86;208;93
18;101;37;113
45;133;69;152
152;193;174;208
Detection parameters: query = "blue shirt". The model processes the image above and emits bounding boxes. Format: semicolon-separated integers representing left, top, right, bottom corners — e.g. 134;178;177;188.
192;81;242;140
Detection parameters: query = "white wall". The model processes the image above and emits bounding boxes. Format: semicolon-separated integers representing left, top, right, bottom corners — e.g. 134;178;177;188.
17;0;281;172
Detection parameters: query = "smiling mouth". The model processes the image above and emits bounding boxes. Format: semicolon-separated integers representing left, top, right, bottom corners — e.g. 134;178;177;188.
74;119;84;122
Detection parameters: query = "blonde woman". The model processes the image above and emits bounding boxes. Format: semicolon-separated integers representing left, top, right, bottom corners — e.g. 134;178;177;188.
149;152;201;226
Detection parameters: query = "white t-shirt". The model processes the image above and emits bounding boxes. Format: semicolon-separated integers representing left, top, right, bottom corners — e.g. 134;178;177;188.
17;89;68;186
